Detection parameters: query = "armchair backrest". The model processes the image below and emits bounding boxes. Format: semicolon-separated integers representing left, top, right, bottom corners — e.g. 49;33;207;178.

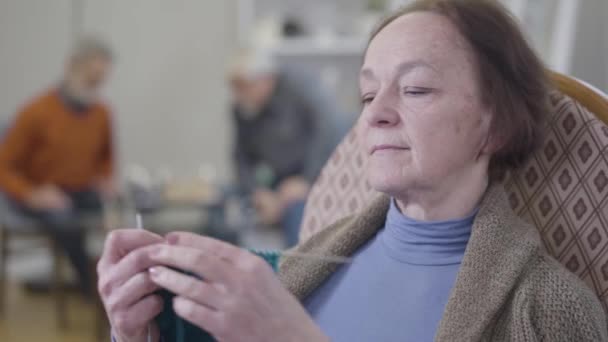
300;72;608;312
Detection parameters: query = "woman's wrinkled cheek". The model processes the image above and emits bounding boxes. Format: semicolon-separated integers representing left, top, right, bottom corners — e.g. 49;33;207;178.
452;117;464;135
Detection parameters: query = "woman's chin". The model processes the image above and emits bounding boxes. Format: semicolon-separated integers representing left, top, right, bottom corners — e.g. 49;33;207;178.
368;174;411;195
367;163;413;192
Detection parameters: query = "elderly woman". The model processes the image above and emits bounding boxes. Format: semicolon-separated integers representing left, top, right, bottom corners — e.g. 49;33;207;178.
98;1;607;341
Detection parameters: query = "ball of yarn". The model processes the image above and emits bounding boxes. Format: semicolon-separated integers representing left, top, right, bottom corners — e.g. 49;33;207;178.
156;249;283;342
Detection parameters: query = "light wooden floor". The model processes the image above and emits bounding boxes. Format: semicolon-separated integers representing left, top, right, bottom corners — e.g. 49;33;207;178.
0;281;108;342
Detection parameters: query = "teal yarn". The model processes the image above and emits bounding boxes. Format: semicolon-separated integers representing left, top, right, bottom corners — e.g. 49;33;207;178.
176;315;185;342
155;249;282;342
156;288;213;342
248;249;281;272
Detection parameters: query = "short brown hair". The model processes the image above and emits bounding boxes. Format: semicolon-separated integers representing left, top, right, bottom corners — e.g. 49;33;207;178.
369;0;550;181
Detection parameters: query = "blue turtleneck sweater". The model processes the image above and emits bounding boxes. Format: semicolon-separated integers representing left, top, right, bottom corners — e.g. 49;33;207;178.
304;199;476;342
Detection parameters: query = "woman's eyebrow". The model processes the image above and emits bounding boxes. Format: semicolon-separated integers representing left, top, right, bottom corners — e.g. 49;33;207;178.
395;60;439;76
360;59;439;81
359;68;377;82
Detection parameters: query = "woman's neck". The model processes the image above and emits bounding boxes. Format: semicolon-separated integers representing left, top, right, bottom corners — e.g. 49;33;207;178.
395;169;489;222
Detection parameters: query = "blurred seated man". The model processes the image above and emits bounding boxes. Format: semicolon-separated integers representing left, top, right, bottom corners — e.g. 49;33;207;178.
229;50;338;246
0;37;115;295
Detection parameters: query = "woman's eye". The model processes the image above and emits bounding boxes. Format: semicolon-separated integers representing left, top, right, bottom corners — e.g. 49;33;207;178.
361;95;375;105
403;87;431;96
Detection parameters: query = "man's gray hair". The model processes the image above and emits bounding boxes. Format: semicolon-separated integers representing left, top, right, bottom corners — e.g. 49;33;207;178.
228;48;277;80
70;35;114;62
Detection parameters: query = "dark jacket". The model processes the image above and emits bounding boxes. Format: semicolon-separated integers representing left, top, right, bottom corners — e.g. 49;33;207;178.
233;71;339;192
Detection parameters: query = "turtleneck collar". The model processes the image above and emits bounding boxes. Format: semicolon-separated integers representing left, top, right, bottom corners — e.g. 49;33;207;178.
381;198;477;266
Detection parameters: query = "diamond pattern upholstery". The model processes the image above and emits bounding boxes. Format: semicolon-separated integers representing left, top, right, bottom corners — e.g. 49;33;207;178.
299;73;608;312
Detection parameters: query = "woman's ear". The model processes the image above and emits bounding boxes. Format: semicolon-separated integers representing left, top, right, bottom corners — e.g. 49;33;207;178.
480;132;496;155
477;114;504;159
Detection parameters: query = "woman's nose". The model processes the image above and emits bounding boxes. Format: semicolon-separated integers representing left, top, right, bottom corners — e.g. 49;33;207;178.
365;101;400;128
362;87;401;128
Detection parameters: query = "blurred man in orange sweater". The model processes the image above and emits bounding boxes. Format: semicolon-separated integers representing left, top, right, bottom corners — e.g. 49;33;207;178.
0;37;115;294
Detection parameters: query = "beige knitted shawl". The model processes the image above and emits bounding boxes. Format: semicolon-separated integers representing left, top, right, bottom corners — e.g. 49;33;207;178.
279;184;607;341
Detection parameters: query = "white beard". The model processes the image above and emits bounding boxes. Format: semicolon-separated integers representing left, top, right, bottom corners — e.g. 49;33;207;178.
238;103;262;120
71;89;98;105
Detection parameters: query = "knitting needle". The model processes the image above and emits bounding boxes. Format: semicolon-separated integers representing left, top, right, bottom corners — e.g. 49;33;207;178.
135;213;152;342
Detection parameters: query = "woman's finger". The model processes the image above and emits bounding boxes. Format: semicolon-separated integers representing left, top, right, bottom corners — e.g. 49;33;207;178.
99;244;161;297
111;294;163;338
172;296;225;338
149;245;237;286
98;229;163;271
149;266;224;310
165;232;247;264
105;272;160;313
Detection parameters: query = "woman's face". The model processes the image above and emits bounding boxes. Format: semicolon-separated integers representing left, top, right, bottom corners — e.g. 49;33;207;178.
359;12;493;197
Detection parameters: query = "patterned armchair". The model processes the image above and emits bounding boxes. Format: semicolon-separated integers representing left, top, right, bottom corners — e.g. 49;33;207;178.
299;72;608;313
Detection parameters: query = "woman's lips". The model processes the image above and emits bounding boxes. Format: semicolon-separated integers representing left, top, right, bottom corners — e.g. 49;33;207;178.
371;144;410;154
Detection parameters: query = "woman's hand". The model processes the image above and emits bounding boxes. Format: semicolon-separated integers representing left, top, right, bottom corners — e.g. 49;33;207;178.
148;232;329;342
97;229;165;342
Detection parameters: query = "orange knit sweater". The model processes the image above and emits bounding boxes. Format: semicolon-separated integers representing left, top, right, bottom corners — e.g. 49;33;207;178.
0;88;114;201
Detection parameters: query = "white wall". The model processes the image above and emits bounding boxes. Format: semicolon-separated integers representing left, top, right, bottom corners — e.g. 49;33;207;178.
84;0;237;179
570;0;608;91
0;0;72;122
0;0;237;181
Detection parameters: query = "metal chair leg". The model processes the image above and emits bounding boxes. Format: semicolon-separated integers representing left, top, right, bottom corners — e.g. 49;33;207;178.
95;295;109;341
51;240;68;330
0;227;7;318
91;256;108;341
